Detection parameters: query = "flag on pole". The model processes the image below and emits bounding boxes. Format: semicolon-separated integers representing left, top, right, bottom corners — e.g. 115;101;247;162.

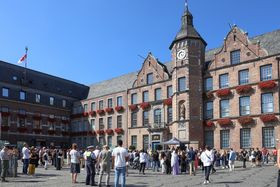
18;54;27;64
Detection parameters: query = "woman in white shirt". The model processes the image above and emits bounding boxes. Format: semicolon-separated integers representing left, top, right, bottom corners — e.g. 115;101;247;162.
69;143;80;183
139;149;147;175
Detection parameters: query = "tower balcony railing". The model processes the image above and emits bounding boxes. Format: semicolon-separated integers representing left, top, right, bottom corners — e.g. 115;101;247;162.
147;122;168;131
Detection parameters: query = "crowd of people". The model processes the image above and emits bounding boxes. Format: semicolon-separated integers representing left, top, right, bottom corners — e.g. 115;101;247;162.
0;141;278;186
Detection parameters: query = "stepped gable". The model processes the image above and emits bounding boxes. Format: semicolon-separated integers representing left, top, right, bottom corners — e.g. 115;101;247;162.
87;29;280;99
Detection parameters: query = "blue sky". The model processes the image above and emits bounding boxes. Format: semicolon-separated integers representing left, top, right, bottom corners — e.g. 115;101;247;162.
0;0;279;85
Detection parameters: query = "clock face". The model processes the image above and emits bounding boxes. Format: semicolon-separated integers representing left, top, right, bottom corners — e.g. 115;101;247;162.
177;49;186;60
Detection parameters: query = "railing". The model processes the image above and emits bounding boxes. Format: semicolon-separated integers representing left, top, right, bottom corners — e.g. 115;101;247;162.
148;122;167;130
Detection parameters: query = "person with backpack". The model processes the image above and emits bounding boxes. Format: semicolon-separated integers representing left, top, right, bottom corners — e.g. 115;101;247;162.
84;146;97;186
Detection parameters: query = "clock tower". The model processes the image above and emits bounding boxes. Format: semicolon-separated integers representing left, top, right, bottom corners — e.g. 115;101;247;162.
169;4;207;148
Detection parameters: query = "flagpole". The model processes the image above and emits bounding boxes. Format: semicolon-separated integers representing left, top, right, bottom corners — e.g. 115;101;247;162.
24;46;28;80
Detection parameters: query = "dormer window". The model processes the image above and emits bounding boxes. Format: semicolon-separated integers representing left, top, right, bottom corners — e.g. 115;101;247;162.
147;73;153;85
230;50;240;64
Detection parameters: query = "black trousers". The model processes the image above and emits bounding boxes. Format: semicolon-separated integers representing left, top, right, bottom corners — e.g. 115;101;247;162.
86;164;96;185
243;159;246;168
204;166;211;181
166;160;171;174
139;162;146;173
56;158;61;170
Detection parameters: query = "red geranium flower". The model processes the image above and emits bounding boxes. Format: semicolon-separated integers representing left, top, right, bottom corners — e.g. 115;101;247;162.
216;89;232;97
140;102;150;110
217;118;232;126
96;129;105;135
238;116;254;125
115;106;124;112
105;129;114;135
163;98;172;106
89;111;96;117
114;128;124;134
258;80;277;90
129;104;138;111
236;85;253;95
105;108;114;113
260;114;278;123
97;110;105;115
205;121;214;127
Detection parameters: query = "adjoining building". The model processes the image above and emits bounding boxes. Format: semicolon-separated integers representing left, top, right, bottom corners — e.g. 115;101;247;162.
0;60;89;148
1;5;280;151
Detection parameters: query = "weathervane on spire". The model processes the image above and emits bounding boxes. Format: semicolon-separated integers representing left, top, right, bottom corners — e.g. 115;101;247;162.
185;0;189;11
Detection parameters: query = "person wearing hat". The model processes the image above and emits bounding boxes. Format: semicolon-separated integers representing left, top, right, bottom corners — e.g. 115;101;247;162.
0;144;11;182
84;145;97;186
98;145;111;187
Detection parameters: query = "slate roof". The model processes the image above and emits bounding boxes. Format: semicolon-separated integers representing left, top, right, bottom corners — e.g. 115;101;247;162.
87;29;280;100
0;60;89;100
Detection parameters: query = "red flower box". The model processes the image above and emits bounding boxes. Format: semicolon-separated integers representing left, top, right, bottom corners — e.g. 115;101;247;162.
216;89;232;97
115;106;124;112
33;128;42;134
238;116;254;125
88;131;97;136
89;111;96;117
258;80;277;90
1;126;9;131
236;85;253;95
163;98;172;106
105;108;114;113
105;129;114;135
1;112;10;117
129;104;138;111
260;114;278;123
48;129;55;135
17;126;27;133
217;118;232;126
97;110;105;115
96;129;105;135
115;128;124;134
140;102;151;110
205;92;214;99
83;112;89;117
205;121;214;127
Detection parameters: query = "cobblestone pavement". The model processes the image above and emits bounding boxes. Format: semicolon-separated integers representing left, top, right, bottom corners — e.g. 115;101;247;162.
1;162;278;187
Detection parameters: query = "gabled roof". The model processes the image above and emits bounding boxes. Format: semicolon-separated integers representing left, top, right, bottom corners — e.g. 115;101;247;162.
205;29;280;62
86;29;280;100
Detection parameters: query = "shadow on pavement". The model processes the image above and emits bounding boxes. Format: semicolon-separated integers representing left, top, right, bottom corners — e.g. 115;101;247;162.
214;181;243;184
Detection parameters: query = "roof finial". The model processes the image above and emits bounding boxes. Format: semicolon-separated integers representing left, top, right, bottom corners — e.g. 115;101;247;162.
185;0;188;11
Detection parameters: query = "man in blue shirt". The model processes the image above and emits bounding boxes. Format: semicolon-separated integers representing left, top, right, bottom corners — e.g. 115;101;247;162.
187;147;196;176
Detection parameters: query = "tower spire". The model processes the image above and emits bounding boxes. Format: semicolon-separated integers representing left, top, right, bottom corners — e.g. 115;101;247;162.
169;2;207;49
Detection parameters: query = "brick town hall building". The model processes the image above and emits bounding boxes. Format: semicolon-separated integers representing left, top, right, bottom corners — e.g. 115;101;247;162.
1;7;280;151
